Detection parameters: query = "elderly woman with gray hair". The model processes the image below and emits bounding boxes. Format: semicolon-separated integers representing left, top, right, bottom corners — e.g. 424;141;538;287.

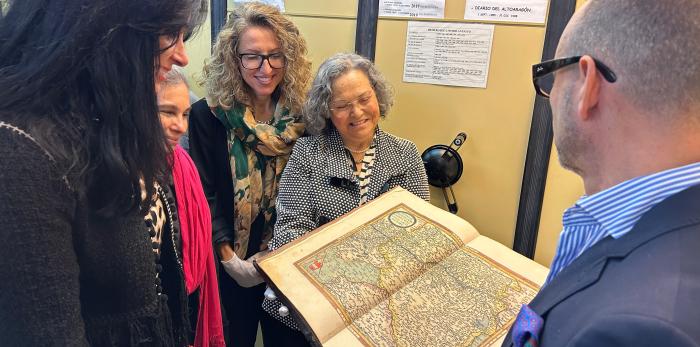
262;52;430;336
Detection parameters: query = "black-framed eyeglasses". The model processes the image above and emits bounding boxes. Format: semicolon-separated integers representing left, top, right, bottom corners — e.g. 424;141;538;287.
238;53;286;70
532;56;617;98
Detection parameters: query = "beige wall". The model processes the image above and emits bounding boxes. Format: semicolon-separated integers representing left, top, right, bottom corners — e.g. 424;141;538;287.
533;0;588;265
374;2;546;250
283;0;358;73
182;0;588;267
183;3;212;98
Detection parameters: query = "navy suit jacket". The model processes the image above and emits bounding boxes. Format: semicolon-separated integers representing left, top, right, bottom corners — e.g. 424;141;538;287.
503;184;700;346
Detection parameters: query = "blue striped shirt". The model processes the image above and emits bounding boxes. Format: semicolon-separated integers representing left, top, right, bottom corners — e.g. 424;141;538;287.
545;162;700;285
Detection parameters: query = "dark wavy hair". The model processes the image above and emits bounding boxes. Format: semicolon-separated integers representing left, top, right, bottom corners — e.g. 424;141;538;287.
0;0;207;216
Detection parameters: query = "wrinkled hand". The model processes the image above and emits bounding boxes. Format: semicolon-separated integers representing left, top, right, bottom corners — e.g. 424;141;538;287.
220;252;264;288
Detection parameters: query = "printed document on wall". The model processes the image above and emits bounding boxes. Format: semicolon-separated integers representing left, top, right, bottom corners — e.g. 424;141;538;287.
232;0;284;11
379;0;445;19
403;21;494;88
464;0;549;24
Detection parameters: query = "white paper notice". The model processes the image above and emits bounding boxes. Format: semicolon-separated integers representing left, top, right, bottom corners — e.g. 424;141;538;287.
233;0;285;11
403;21;494;88
464;0;549;24
379;0;445;18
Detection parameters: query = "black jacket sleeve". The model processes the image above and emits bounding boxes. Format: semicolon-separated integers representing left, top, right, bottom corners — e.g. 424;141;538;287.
188;99;235;244
569;313;698;347
0;128;88;345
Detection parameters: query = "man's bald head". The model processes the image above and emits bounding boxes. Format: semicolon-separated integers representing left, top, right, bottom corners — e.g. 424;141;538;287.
559;0;700;118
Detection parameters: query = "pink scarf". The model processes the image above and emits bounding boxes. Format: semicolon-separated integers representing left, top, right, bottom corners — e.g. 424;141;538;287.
172;145;225;347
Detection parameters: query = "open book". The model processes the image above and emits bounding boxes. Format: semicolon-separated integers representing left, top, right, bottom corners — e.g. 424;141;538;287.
255;188;548;347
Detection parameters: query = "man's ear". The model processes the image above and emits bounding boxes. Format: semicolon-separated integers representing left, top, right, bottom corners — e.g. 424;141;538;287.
577;55;601;121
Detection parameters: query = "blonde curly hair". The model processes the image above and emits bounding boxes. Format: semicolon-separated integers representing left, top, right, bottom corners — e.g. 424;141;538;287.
202;2;311;114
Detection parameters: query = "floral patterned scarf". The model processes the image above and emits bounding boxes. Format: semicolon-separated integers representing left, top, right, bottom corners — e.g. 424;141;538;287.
213;102;304;259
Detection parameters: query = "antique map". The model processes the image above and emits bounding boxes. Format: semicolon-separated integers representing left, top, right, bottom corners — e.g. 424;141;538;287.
295;206;539;347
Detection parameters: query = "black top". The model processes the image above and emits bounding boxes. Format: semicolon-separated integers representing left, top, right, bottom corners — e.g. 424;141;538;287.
188;99;235;246
158;183;195;345
0;120;190;346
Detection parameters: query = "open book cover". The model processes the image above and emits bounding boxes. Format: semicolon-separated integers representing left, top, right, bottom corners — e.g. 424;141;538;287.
255;187;549;347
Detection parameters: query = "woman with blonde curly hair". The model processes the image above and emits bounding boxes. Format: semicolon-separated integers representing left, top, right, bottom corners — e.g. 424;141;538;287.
188;2;311;346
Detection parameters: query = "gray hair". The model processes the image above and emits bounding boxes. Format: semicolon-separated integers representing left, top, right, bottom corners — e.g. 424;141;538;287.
162;65;190;89
303;53;394;135
560;0;700;117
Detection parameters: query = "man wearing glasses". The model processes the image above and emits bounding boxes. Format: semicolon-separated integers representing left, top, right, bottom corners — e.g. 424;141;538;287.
504;0;700;346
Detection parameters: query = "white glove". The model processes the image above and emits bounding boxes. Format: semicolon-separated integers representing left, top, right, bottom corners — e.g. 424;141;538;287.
220;252;264;288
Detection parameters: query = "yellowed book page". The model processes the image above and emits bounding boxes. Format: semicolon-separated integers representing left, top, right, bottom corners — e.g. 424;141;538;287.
322;328;364;347
450;236;549;346
290;236;548;347
314;243;546;346
467;235;549;287
257;188;548;346
258;188;478;343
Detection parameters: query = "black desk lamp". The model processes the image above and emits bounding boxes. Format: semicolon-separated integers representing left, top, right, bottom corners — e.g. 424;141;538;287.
421;132;467;214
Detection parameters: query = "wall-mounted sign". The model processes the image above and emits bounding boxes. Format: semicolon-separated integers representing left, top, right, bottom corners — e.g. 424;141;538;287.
379;0;446;19
232;0;285;11
403;21;494;88
464;0;549;24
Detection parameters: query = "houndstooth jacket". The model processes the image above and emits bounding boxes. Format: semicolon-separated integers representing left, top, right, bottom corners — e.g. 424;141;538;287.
262;127;430;330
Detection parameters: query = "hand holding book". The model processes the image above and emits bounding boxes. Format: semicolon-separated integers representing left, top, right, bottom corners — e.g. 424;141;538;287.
255;188;548;346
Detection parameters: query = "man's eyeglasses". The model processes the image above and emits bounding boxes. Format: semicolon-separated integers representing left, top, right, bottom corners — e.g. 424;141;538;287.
238;53;286;70
329;91;374;115
532;56;617;98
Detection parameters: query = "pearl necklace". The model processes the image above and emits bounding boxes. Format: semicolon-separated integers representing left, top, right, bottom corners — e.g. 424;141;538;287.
345;145;370;154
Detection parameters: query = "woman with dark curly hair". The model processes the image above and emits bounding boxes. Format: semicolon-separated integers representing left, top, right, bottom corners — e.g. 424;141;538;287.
0;0;214;346
188;2;311;346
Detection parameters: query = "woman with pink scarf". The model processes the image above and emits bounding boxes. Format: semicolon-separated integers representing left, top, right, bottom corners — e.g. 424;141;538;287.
150;67;225;347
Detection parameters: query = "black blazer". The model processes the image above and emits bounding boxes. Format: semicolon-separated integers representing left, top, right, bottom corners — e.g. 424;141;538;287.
502;184;700;346
188;99;235;246
0;121;189;346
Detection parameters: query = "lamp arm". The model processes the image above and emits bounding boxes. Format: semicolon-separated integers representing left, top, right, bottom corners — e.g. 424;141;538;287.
441;183;459;214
